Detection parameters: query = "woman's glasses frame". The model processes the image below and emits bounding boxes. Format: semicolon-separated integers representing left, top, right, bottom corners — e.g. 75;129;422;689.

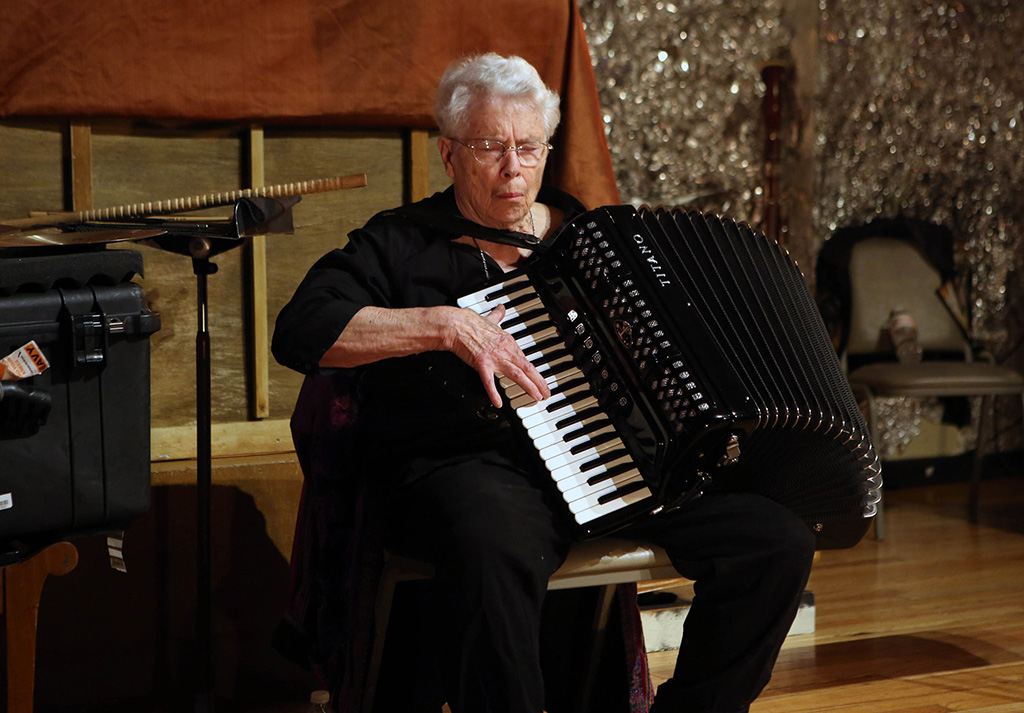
449;138;553;167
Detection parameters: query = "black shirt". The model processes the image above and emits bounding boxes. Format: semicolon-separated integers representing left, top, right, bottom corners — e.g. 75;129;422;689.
272;185;586;478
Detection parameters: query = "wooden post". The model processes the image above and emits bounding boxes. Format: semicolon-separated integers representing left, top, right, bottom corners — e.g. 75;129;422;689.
245;125;271;419
406;129;431;204
68;121;93;211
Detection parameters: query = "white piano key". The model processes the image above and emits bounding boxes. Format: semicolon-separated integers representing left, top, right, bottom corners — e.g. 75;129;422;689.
504;313;550;338
531;412;612;451
562;469;644;506
524;395;599;436
550;461;636;494
503;363;583;401
566;479;651;515
495;296;544;323
514;375;589;410
499;352;572;393
573;485;653;525
511;325;561;356
517;385;593;420
541;433;623;472
470;280;534;309
509;378;568;410
504;309;547;330
537;422;616;461
457;275;532;310
550;452;632;486
531;352;575;375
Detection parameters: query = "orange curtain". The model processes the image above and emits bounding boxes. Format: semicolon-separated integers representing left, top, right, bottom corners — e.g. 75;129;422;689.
0;0;618;206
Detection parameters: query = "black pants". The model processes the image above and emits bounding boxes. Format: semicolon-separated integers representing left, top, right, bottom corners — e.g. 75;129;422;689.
385;452;816;713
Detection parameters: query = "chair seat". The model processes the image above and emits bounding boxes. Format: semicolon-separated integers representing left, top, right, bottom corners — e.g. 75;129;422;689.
848;361;1024;397
548;537;678;590
385;537;681;591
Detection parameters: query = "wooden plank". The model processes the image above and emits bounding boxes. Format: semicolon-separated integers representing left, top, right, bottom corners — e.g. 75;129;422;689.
0;120;65;220
753;661;1024;712
263;130;402;420
68;121;93;210
407;128;431;203
151;419;293;461
246;125;270;419
637;577;692;595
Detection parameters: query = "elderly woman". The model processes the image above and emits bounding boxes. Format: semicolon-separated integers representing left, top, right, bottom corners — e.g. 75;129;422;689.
273;54;814;713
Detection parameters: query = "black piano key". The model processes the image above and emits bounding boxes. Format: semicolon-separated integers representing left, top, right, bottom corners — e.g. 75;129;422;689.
482;279;530;303
568;429;618;455
585;460;637;486
545;384;594;411
528;346;570;365
554;406;605;431
522;337;566;359
504;292;542;311
559;416;614;444
502;306;551;330
548;376;589;398
579;448;631;473
597;480;649;505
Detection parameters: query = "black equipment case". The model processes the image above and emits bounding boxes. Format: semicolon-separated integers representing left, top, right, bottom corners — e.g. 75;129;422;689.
0;249;160;548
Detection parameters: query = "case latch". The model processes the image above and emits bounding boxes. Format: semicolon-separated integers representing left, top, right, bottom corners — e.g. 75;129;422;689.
72;312;108;365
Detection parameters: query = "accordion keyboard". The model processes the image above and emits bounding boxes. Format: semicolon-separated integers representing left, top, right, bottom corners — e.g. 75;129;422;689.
458;275;655;528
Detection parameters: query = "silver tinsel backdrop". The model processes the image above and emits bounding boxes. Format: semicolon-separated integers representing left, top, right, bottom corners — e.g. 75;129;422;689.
578;0;1023;458
578;0;790;215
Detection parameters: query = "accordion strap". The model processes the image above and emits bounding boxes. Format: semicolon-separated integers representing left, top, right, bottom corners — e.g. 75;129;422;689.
388;204;549;253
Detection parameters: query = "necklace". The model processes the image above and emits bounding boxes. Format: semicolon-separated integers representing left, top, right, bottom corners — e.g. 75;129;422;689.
476;238;490;280
474;208;537;281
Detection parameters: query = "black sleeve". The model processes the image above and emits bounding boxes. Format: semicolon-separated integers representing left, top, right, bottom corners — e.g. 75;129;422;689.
271;225;398;375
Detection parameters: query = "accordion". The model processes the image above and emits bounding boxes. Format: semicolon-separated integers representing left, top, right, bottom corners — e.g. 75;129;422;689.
458;206;881;549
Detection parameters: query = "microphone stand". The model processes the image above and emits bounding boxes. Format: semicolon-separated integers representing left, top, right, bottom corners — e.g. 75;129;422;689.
191;238;216;713
139;198;301;713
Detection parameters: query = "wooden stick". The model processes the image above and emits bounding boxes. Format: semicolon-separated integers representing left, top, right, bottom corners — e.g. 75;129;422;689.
2;174;367;228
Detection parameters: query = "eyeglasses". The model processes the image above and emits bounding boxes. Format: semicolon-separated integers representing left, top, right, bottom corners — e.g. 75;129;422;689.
450;138;553;167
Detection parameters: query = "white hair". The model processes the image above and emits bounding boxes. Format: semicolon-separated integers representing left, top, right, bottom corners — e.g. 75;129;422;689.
434;53;561;140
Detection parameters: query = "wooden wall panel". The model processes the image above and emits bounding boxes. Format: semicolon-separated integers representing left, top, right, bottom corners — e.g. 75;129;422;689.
1;120;418;450
90;123;249;427
0;120;65;220
263;130;404;419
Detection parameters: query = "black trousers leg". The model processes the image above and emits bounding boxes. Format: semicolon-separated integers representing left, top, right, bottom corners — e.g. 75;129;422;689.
625;492;816;713
384;454;573;713
385;452;813;713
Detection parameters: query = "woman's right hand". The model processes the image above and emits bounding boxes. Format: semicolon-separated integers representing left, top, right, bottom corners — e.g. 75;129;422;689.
318;304;550;408
440;304;550;408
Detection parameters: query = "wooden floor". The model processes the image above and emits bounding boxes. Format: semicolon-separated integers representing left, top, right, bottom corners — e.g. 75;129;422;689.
646;475;1024;712
131;474;1023;713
